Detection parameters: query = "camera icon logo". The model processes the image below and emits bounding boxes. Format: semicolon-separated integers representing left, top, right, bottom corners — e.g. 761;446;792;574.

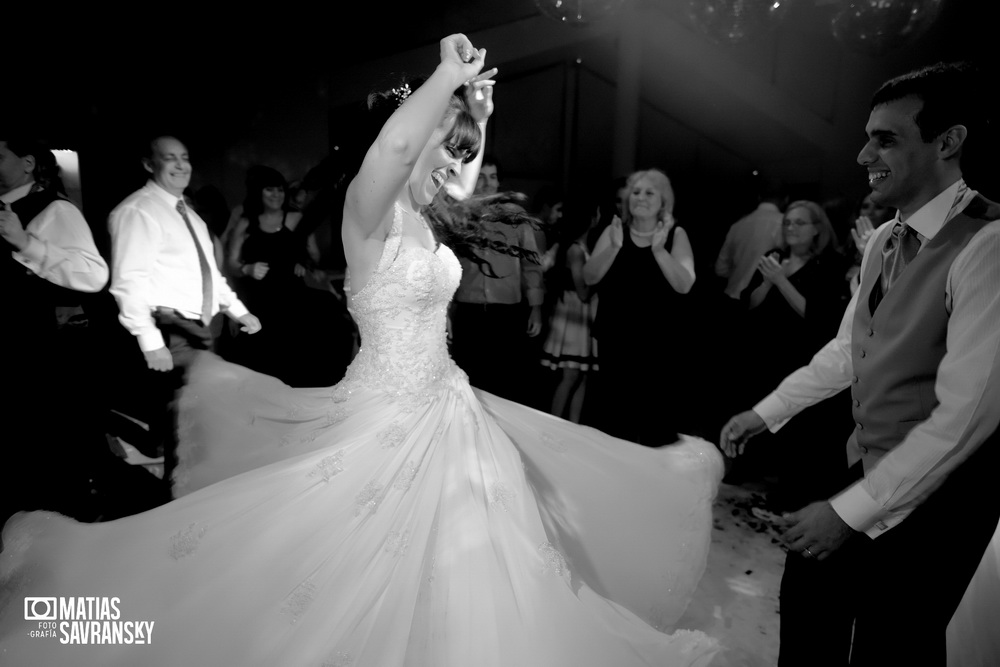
24;597;57;621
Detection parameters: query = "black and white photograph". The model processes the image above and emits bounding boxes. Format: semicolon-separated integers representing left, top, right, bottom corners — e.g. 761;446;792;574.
2;1;998;665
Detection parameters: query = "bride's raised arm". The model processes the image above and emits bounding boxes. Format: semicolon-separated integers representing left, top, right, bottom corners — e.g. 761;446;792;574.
444;68;496;200
343;34;485;239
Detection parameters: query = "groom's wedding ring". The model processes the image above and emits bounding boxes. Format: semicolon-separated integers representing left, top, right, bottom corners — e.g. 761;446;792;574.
804;548;814;558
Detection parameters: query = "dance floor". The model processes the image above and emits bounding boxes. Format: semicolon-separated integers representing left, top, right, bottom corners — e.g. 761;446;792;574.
677;481;785;666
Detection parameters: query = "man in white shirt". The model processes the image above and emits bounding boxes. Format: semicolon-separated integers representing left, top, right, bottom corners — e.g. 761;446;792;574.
714;177;788;301
710;177;790;432
1;137;133;523
0;142;108;293
109;135;261;495
721;62;1000;666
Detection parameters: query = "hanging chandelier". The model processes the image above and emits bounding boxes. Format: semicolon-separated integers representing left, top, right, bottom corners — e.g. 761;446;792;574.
830;0;944;57
533;0;630;26
680;0;945;53
686;0;793;44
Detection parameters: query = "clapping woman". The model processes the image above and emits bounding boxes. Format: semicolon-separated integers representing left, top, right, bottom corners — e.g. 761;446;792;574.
741;200;846;391
583;168;696;445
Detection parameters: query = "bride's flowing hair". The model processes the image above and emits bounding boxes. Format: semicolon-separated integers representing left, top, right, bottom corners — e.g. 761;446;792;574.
365;75;541;275
424;190;540;278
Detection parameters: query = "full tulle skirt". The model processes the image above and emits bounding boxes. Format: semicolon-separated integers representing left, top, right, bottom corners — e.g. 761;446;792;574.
0;353;723;666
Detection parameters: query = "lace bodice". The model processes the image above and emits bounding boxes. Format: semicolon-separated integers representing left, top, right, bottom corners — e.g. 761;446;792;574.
343;204;464;398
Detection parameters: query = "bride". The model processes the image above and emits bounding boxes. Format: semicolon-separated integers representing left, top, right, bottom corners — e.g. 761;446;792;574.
0;34;724;666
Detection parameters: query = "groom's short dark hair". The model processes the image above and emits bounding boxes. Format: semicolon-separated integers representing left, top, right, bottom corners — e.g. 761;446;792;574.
871;61;985;149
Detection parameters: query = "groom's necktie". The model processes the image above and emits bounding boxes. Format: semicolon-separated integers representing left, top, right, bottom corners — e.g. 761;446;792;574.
870;222;919;312
176;199;214;326
879;222;920;295
871;182;971;312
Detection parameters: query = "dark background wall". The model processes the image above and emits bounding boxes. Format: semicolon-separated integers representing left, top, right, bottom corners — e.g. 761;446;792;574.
11;0;999;270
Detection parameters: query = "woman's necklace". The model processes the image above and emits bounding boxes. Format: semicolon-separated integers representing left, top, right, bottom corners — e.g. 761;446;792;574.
629;226;656;237
399;205;430;231
400;205;438;250
259;211;284;233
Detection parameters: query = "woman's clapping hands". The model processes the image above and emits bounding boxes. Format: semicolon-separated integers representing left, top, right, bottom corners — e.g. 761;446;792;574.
850;215;876;256
757;253;788;284
650;214;675;252
609;216;624;248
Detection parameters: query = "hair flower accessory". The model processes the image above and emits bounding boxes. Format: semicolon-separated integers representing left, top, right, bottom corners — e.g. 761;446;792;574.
391;83;413;107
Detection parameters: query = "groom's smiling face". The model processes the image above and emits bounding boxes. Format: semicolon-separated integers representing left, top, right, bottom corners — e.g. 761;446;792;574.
857;96;943;218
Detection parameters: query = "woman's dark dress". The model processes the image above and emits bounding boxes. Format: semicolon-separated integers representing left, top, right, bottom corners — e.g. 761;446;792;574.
225;214;353;387
592;227;690;445
740;248;856;667
741;249;846;396
739;248;851;504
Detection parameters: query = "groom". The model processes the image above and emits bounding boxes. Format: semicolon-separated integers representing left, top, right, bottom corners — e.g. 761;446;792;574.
721;61;1000;666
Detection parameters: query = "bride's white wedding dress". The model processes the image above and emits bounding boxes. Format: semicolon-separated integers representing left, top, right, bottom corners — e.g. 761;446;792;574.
0;204;724;666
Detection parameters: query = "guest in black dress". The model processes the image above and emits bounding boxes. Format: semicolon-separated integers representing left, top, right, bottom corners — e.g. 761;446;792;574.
740;200;847;397
738;200;856;664
583;168;696;445
223;166;353;387
724;201;848;485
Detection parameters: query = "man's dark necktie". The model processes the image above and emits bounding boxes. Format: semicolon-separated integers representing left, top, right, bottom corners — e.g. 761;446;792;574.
176;199;214;325
871;221;920;312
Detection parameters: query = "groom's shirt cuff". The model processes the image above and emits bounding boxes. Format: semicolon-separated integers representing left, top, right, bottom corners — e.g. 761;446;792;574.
830;483;902;539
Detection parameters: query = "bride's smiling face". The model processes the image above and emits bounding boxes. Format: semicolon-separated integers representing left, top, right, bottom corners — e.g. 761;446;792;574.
410;118;466;206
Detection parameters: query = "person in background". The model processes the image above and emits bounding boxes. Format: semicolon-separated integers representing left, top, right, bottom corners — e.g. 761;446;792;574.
845;192;895;295
223;166;348;387
449;154;545;404
475;152;501;196
584;168;696;445
107;135;261;496
741;200;846;386
730;199;849;486
1;137;161;523
540;191;603;423
714;176;787;301
533;183;564;268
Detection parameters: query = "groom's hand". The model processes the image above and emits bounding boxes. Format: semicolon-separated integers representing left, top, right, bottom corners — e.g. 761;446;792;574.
781;501;858;561
719;410;766;457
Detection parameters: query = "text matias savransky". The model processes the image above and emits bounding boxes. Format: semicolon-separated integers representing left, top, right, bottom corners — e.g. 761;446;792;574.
23;596;155;645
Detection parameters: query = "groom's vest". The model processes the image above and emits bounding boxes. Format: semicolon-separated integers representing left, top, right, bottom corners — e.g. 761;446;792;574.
849;195;1000;470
